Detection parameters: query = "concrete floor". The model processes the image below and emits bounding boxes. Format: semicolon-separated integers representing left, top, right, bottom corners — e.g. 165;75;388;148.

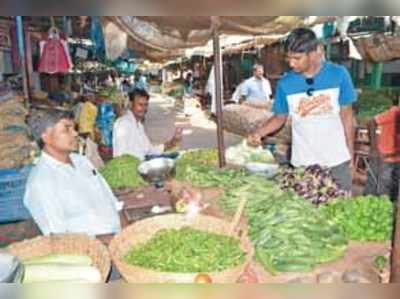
144;93;241;150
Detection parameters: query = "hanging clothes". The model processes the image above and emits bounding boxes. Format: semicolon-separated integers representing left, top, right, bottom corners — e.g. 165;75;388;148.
91;17;106;62
38;27;72;74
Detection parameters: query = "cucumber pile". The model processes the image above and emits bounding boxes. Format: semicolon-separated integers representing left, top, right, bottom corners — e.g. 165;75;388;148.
248;194;348;273
219;177;348;273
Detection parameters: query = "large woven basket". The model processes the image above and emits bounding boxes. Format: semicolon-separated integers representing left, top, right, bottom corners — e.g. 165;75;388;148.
7;234;111;282
109;214;254;283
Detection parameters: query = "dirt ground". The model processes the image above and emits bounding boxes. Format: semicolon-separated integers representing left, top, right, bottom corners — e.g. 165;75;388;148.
145;93;241;150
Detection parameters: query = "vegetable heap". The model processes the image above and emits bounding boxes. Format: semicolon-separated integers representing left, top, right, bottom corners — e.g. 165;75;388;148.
219;177;348;273
176;149;218;176
277;165;348;205
100;154;148;189
124;227;245;273
320;195;394;241
178;164;250;188
21;254;101;283
219;174;270;213
248;193;347;273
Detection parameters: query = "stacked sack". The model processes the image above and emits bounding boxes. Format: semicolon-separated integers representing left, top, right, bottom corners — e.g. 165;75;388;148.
0;85;38;169
222;104;273;136
222;104;292;143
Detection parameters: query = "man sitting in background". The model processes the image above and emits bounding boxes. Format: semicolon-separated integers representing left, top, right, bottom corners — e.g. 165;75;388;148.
24;110;123;244
113;89;182;160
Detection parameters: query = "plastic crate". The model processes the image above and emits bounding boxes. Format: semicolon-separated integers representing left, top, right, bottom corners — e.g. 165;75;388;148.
0;165;32;223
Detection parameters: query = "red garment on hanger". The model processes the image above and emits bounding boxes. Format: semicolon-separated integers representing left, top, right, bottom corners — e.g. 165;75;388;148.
38;35;72;74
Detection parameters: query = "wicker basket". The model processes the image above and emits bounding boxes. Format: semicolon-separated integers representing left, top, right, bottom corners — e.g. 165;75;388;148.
109;214;254;283
7;234;111;282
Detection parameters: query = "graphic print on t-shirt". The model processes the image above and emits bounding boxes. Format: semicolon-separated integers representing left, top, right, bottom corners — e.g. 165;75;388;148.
288;88;340;120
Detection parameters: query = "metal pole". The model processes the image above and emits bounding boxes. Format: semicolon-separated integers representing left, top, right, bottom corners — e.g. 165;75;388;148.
15;16;29;99
212;20;226;168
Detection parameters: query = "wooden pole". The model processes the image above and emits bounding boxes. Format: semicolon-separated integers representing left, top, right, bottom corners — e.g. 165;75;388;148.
15;16;29;99
24;26;34;93
211;17;226;168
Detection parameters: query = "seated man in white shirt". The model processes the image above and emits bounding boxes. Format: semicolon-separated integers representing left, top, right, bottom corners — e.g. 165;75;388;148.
113;89;182;160
24;110;124;245
240;64;273;109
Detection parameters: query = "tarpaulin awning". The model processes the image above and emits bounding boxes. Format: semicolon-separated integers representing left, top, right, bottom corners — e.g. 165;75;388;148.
102;16;336;61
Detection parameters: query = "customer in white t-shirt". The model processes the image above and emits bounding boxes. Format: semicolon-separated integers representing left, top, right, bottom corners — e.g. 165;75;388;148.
248;28;356;191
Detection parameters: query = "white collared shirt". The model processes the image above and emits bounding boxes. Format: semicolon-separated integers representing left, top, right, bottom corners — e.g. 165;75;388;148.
23;152;122;236
112;110;163;160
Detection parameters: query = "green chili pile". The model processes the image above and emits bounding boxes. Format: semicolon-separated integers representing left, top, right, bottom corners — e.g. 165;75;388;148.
124;227;246;273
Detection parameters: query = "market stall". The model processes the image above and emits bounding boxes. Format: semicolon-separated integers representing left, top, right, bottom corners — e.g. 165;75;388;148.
1;15;400;284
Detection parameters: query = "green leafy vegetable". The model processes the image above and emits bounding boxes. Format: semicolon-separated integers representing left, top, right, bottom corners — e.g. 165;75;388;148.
320;195;394;241
100;154;147;189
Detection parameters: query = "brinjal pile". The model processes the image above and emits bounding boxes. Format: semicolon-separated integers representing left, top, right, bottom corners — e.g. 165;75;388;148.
277;164;348;205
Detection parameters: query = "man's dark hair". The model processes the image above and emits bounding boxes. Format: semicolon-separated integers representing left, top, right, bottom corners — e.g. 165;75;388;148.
28;110;74;149
128;88;150;102
285;27;319;53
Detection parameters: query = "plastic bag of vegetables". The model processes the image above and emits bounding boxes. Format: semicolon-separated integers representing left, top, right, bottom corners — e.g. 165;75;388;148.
226;140;274;166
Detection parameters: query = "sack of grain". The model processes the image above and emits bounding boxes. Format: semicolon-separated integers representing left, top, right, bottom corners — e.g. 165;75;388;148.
242;100;273;110
222;104;273;136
